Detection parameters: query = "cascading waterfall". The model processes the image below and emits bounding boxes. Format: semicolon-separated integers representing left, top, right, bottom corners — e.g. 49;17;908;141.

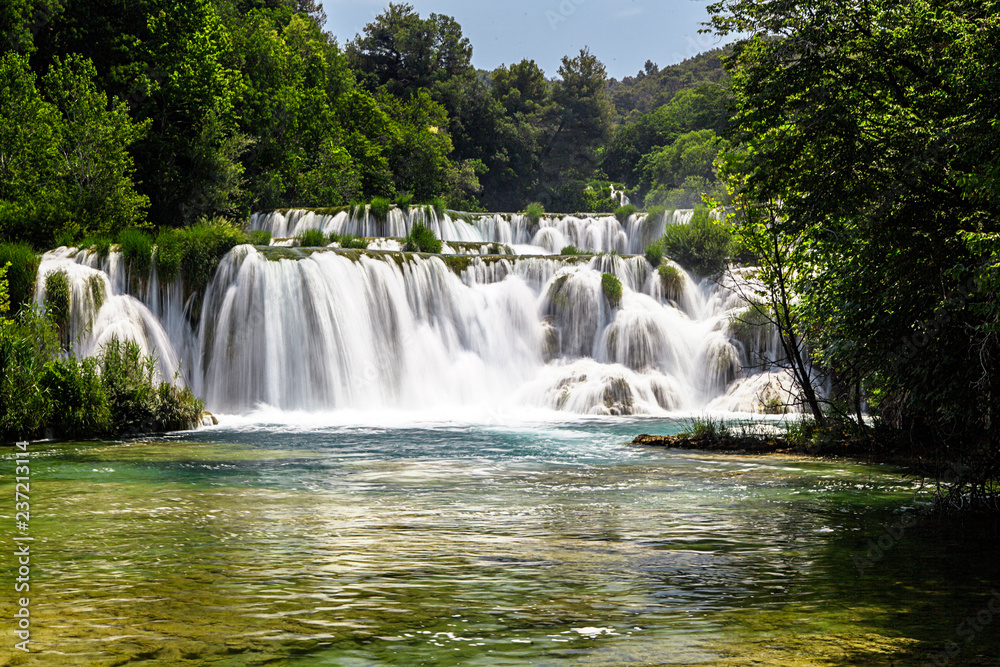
35;208;804;418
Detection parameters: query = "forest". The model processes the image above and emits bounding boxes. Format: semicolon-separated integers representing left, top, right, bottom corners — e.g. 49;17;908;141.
1;0;998;508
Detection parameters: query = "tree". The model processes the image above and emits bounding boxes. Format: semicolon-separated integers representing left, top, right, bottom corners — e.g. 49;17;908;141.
709;0;1000;497
538;48;613;210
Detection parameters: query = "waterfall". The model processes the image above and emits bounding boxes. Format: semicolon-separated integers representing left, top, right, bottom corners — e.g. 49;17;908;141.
37;209;801;418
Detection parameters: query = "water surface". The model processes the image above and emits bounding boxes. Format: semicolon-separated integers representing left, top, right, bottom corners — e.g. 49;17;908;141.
3;418;998;665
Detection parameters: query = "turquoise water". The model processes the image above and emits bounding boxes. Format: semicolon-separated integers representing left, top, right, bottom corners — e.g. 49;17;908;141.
2;418;999;665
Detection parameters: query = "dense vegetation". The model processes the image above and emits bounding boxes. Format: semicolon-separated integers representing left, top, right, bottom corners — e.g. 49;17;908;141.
709;0;1000;507
0;265;203;440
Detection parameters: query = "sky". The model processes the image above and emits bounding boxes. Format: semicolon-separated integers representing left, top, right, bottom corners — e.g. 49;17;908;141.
318;0;730;80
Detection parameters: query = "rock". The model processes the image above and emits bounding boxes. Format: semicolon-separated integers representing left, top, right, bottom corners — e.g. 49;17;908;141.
200;411;218;427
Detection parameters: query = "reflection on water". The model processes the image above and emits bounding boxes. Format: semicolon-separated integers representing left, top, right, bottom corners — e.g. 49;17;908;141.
2;419;998;665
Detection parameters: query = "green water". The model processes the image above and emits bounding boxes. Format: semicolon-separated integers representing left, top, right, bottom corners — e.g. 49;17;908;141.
2;419;998;666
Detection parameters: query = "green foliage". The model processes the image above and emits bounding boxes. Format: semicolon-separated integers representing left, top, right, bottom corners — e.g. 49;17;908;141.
658;263;684;301
98;338;204;435
403;222;442;254
0;307;59;439
118;228;154;279
395;194;413;211
329;232;368;249
0;242;38;313
43;270;70;338
429;196;447;219
644;240;663;267
297;229;328;247
249;230;272;246
614;204;638;224
607;48;731;119
154;219;248;301
40;356;111;438
642;129;729;208
369;196;392;222
659;207;732;275
524;202;545;225
560;245;585;256
601;272;622;308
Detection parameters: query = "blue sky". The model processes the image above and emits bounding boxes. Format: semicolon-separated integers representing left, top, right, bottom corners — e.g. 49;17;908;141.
318;0;731;80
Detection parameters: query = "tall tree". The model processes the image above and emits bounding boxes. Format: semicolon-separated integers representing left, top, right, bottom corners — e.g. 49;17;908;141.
710;0;1000;491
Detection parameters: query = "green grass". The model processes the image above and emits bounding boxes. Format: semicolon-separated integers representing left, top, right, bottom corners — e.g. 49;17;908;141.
369;197;392;222
615;204;639;224
329;232;368;249
524;202;545;225
297;229;328;247
601;272;623;308
403;222;443;254
118;228;154;278
644;205;668;226
395;194;414;211
249;230;272;246
560;245;586;256
154;218;249;304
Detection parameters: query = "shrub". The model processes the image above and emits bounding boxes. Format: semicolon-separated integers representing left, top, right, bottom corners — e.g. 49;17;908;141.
369;196;392;222
430;196;447;218
81;235;113;258
560;245;585;256
404;222;443;254
155;218;249;302
249;230;272;246
99;338;204;435
524;202;545;225
614;204;639;224
395;193;414;211
329;232;368;249
118;228;154;279
297;229;327;247
0;308;59;440
658;263;684;301
645;205;668;227
644;240;663;267
0;242;39;313
659;206;732;275
40;356;111;438
602;272;623;308
44;270;70;339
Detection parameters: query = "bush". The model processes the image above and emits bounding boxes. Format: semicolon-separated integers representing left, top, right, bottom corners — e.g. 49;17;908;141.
644;240;663;267
369;196;392;222
404;222;443;254
40;356;111;438
155;218;249;305
249;230;272;246
602;272;623;308
118;228;154;279
81;235;113;258
329;232;368;249
297;229;328;247
658;263;684;301
99;338;204;435
659;206;732;275
524;202;545;225
429;196;447;219
43;270;71;340
0;308;59;440
0;242;39;313
560;245;586;256
614;204;639;224
395;194;414;211
645;205;668;226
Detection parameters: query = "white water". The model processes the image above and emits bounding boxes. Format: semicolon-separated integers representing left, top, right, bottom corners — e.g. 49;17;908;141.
35;209;802;418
